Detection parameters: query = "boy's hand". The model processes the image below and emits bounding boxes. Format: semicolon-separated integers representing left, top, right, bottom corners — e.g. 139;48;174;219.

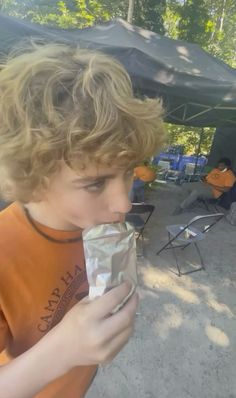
53;282;139;370
0;282;138;398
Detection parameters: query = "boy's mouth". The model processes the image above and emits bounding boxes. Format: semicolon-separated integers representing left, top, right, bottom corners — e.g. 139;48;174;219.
101;215;126;224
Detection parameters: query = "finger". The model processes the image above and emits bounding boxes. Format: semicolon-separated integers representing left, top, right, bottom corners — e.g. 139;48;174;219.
88;281;134;319
101;292;139;339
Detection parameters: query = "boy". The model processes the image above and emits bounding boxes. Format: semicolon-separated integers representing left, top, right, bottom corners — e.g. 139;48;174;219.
0;43;165;398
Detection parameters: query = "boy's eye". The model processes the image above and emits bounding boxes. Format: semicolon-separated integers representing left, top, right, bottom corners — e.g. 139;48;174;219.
84;180;105;192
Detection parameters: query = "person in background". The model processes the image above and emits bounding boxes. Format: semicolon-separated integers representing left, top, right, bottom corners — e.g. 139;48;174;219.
173;158;236;215
0;199;9;210
130;161;156;202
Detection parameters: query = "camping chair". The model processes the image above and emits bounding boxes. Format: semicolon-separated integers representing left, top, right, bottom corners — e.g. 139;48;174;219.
183;163;202;183
156;160;171;181
156;213;224;276
126;203;155;255
200;181;236;212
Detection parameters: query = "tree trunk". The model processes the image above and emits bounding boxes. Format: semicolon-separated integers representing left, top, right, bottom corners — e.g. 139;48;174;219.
127;0;135;23
210;0;227;41
219;0;226;32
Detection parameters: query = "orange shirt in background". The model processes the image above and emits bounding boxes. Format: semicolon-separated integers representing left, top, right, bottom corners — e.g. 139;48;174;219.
134;165;156;182
206;168;236;198
0;203;97;398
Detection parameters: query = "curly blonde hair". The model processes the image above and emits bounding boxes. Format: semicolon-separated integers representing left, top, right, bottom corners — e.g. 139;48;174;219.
0;42;165;202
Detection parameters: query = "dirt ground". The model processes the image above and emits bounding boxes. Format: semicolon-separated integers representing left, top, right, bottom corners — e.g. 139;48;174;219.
87;182;236;398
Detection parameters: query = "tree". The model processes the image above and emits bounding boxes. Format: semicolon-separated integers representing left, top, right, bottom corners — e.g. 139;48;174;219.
127;0;135;23
0;0;18;13
1;1;111;27
177;0;212;46
166;123;215;155
165;0;236;67
164;0;181;39
207;0;236;67
133;0;166;34
1;0;167;34
100;0;167;34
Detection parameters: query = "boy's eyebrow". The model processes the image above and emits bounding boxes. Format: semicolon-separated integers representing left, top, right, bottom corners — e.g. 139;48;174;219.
71;167;134;184
71;174;117;184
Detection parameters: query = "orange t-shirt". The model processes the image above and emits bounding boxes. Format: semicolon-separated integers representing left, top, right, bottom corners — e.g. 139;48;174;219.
134;165;156;182
206;168;236;198
0;203;97;398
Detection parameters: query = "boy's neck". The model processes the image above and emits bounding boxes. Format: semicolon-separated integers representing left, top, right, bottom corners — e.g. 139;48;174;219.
24;202;79;232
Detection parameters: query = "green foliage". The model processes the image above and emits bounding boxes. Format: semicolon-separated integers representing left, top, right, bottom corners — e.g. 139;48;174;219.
0;0;15;10
165;123;215;155
101;0;167;34
30;1;111;28
207;0;236;67
178;0;212;46
165;0;236;68
1;0;111;27
1;0;166;33
133;0;166;34
100;0;127;19
164;1;181;39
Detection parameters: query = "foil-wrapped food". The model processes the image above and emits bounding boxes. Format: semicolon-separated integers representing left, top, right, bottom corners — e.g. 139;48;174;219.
82;222;137;306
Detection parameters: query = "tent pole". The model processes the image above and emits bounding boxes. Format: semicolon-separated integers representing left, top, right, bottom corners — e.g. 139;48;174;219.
194;127;204;174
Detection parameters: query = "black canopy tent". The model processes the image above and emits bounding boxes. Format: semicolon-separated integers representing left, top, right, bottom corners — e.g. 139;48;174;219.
1;14;236;128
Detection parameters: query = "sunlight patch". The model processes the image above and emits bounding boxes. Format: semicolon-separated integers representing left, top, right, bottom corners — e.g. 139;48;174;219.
205;325;230;347
155;303;183;339
141;267;200;304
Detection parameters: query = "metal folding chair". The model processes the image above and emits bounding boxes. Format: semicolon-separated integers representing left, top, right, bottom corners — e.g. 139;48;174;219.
156;213;224;276
126;203;155;255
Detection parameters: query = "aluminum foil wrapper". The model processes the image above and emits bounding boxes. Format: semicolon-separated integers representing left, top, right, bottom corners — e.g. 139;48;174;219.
82;222;137;302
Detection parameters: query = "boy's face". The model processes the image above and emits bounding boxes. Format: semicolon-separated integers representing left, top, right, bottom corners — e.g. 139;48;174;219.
42;161;134;230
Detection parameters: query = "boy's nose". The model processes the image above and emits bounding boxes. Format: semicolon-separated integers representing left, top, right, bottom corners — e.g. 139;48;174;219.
108;187;132;216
